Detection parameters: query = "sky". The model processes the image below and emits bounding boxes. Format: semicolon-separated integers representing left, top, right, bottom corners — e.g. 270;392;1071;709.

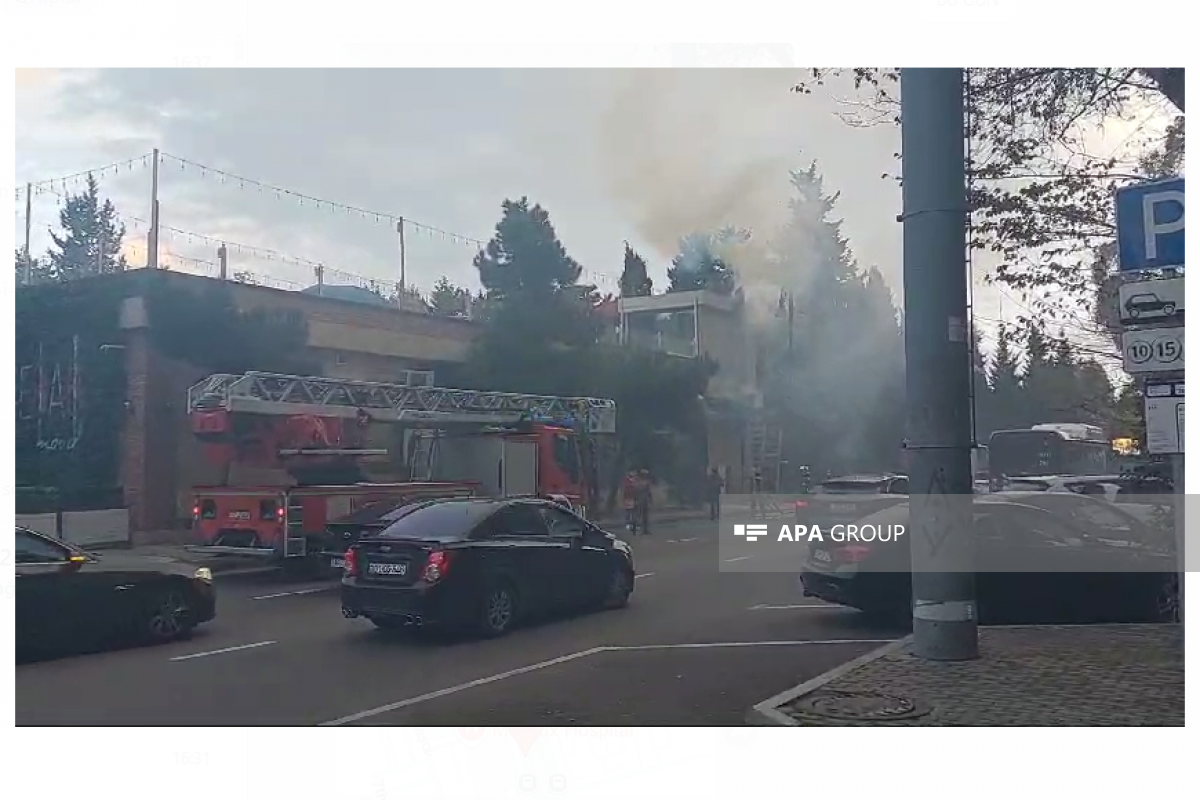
12;68;1164;348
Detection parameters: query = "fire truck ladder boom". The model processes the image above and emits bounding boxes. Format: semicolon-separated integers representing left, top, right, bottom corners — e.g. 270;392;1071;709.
188;371;617;433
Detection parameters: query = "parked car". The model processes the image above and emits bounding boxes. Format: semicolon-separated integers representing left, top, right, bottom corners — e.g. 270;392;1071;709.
1124;292;1177;319
321;498;427;570
340;497;636;638
15;526;217;659
799;493;1177;625
795;473;909;529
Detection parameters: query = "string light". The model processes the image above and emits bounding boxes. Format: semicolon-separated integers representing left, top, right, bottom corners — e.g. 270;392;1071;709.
20;150;624;293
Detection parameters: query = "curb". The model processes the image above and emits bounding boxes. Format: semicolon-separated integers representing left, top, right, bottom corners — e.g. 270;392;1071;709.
745;636;912;726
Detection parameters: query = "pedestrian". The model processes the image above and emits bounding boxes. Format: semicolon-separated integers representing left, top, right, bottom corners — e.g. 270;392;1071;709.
635;468;653;535
706;466;724;521
621;469;640;533
749;466;763;518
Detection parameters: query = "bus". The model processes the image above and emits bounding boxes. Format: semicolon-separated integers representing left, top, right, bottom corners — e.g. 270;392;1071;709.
987;423;1112;486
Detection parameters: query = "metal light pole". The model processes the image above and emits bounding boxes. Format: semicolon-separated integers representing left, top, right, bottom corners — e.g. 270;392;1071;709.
900;68;978;661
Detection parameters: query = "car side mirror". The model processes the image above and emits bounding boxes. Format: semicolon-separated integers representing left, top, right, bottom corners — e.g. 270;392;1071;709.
62;554;88;573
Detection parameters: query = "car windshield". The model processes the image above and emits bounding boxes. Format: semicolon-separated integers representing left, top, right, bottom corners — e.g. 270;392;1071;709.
375;501;499;541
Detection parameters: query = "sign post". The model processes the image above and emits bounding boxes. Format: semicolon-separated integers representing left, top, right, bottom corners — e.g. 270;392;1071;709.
1114;176;1184;622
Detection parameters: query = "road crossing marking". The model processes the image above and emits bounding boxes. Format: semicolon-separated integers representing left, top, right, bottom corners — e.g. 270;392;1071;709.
635;572;656;578
724;556;751;563
748;603;836;611
169;640;277;661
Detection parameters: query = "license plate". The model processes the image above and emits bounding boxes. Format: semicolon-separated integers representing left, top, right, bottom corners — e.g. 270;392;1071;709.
229;510;251;520
812;549;832;563
829;503;857;514
330;557;346;569
368;562;408;576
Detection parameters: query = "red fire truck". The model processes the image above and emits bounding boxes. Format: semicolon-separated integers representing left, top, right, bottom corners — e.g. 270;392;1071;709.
185;370;616;567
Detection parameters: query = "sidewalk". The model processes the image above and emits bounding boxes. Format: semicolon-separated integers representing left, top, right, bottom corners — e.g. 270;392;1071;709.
118;506;712;574
748;624;1184;726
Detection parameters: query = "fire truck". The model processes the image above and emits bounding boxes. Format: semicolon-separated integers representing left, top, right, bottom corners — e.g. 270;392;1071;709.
185;370;616;566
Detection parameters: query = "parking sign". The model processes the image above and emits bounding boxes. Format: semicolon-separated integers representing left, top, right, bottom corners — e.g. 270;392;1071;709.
1115;178;1185;272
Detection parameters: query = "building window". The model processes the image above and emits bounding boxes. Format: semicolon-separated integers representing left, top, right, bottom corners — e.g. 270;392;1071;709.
334;352;348;365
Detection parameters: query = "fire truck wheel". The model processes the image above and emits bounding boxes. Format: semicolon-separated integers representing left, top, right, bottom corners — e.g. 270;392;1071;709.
477;581;519;638
600;564;633;610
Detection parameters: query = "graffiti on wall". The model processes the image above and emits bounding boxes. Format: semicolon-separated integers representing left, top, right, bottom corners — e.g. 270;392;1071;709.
17;335;84;452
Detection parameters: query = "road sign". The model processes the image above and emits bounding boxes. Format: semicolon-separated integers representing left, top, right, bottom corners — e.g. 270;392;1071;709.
1115;177;1185;272
1118;276;1185;323
1121;326;1184;375
1144;381;1184;454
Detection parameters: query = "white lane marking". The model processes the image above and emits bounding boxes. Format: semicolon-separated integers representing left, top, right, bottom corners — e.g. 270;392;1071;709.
319;639;895;725
678;537;698;543
319;647;607;726
664;539;678;543
635;572;656;578
748;603;837;611
252;587;332;600
724;556;751;563
170;640;277;662
610;639;897;651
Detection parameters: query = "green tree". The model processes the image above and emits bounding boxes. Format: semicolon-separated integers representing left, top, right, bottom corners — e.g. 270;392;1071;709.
44;174;128;282
474;196;582;299
760;163;904;476
987;321;1024;432
428;276;472;317
619;243;653;297
795;69;1183;304
666;230;739;295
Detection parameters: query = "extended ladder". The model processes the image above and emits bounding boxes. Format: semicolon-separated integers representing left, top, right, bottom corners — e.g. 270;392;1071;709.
187;371;618;434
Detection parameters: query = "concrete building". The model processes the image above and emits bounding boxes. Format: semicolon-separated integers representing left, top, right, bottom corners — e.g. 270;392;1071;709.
616;289;777;493
16;270;479;534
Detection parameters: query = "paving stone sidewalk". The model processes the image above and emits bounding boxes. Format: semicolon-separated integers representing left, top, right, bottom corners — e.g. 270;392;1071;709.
749;624;1184;726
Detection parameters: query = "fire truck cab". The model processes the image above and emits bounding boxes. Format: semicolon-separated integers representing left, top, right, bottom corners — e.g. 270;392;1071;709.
184;371;616;566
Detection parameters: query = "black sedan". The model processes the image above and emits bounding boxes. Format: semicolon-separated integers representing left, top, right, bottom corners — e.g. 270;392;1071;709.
341;497;636;637
16;526;217;659
799;493;1178;625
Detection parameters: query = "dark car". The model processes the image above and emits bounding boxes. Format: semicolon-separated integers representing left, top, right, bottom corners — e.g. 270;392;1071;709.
341;497;636;637
799;493;1177;625
1124;292;1176;319
795;473;909;529
15;526;217;659
321;499;428;570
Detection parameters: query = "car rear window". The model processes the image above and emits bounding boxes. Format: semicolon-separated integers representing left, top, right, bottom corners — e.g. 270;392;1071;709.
815;481;889;494
376;501;499;541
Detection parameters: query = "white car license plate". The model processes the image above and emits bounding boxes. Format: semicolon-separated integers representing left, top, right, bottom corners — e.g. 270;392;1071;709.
368;562;408;576
229;510;251;520
812;549;832;563
829;503;857;514
330;557;346;569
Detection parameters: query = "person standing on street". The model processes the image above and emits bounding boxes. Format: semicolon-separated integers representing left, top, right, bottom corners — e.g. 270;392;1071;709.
635;469;653;535
706;467;724;521
621;469;640;533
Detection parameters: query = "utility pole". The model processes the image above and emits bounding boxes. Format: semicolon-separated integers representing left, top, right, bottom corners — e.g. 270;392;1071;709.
397;217;407;295
148;148;161;269
217;244;228;281
314;263;325;297
23;182;33;284
900;68;978;661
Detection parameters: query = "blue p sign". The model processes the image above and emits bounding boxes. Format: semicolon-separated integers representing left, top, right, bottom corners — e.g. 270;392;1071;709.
1116;178;1185;272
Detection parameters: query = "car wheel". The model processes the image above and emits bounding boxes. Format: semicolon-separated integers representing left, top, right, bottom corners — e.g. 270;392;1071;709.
478;582;518;638
600;564;633;610
1128;306;1140;318
1162;303;1176;316
145;587;194;643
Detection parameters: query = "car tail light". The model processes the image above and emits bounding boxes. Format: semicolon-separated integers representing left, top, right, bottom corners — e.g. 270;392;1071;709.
422;550;452;583
277;506;285;522
192;504;201;520
343;548;359;577
834;544;872;563
794;500;808;509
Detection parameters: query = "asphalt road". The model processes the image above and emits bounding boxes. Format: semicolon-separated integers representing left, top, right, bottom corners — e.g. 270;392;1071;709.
15;519;905;725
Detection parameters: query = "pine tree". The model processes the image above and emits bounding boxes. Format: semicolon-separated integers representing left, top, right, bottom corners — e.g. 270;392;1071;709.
428;276;471;317
44;174;128;282
619;243;652;297
988;322;1024;430
666;229;739;295
473;197;582;300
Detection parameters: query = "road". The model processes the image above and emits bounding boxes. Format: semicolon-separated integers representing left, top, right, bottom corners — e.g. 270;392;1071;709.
15;518;905;725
